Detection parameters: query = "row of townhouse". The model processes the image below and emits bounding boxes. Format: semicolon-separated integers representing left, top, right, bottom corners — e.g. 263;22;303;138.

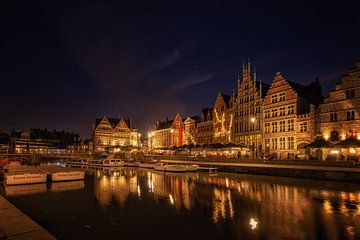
150;59;360;159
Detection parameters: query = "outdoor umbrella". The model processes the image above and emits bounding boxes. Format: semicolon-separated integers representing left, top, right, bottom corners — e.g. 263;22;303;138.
304;138;334;148
334;136;360;148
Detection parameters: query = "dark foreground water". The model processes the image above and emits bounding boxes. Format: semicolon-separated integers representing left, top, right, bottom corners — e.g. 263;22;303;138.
2;168;360;240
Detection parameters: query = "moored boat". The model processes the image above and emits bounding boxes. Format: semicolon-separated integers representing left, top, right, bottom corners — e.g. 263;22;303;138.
5;171;47;185
124;161;141;167
102;159;126;167
38;166;85;182
154;163;199;172
66;159;88;165
138;162;157;169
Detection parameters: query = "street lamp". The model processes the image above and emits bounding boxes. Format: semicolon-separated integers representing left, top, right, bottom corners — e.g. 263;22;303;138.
170;129;174;147
148;132;152;150
250;116;256;159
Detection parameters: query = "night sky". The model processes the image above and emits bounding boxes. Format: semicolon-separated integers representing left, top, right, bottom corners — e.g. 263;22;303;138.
1;1;360;138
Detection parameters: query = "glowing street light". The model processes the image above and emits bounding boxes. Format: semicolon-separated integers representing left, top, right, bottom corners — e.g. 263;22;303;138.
250;116;256;123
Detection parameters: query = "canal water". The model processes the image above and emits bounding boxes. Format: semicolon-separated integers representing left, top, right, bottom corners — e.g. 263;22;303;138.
2;167;360;240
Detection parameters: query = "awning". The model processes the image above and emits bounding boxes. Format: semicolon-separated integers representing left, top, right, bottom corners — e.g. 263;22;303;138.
304;138;333;148
334;136;360;148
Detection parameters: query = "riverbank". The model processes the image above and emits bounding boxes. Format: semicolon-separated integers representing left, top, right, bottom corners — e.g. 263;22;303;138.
0;195;55;239
158;158;360;182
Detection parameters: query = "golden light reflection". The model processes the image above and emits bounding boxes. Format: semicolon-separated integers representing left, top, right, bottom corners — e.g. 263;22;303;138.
212;188;234;223
323;200;332;214
169;194;174;205
249;218;258;230
91;168;360;239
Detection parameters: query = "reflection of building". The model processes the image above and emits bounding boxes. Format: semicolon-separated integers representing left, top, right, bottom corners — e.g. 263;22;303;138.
10;128;81;154
233;61;269;156
213;92;235;144
197;108;214;145
317;61;360;143
262;73;322;158
92;116;141;152
94;169;140;207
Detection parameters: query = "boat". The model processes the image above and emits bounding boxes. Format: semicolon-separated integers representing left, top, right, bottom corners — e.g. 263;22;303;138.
138;162;157;169
154;163;199;172
185;164;200;172
37;166;85;182
102;159;126;167
3;162;48;185
124;161;141;167
4;171;47;185
66;159;88;165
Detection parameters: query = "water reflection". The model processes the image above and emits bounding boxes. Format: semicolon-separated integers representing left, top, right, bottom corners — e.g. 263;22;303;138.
51;181;85;192
5;183;47;196
92;168;360;239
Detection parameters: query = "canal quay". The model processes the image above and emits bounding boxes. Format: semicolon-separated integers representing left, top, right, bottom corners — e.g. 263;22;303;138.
1;162;360;240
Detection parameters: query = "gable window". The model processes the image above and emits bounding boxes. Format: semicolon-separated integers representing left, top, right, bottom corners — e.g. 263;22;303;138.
271;95;278;103
279;93;285;101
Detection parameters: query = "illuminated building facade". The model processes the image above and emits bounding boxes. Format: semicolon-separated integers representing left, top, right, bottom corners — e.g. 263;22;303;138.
92;116;140;152
10;128;81;154
197;108;214;145
262;72;322;159
183;116;200;145
213;91;235;144
151;113;184;149
317;60;360;143
233;61;269;156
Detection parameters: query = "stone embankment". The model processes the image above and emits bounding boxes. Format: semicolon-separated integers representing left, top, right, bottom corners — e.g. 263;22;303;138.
153;156;360;182
0;196;55;240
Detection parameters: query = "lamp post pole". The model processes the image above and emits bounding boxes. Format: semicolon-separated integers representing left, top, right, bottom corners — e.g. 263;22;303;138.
250;116;256;160
170;129;174;148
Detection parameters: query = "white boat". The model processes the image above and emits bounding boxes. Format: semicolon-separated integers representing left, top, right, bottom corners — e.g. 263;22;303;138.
4;171;47;185
38;166;85;182
138;162;157;169
50;170;85;181
66;159;88;165
185;164;200;172
124;161;141;167
102;159;126;167
87;159;105;166
154;163;199;172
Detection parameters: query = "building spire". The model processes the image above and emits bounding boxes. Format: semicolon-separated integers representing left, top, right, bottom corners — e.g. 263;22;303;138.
247;59;251;76
242;61;245;75
253;67;257;90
